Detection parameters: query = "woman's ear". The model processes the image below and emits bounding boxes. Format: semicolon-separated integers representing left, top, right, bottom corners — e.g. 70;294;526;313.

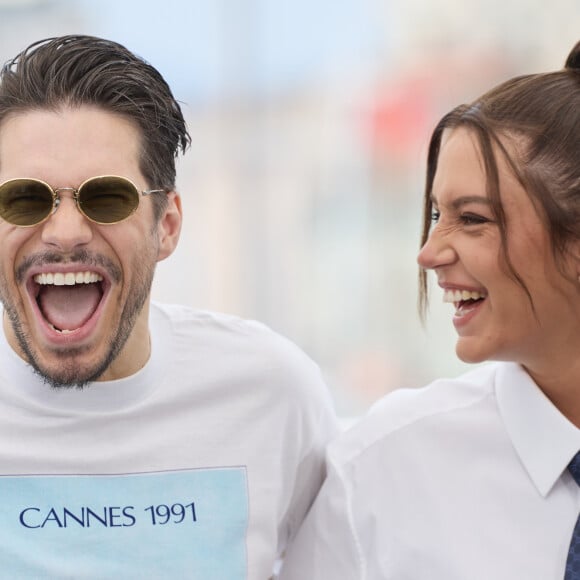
156;191;182;262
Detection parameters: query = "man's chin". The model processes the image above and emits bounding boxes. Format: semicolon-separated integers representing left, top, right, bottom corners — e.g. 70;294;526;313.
20;340;114;389
31;358;108;390
36;372;93;390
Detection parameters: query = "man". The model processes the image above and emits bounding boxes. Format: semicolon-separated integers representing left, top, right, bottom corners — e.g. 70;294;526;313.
0;35;337;578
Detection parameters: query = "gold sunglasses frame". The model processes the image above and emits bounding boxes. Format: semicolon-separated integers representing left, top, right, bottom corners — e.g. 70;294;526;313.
0;175;166;227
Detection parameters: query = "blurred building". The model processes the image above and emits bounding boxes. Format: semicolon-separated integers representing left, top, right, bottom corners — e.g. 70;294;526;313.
1;0;579;415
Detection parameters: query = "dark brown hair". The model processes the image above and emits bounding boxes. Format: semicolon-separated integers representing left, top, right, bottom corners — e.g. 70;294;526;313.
0;35;191;220
419;41;580;318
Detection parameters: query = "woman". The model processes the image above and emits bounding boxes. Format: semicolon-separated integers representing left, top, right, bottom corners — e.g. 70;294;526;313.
279;40;580;580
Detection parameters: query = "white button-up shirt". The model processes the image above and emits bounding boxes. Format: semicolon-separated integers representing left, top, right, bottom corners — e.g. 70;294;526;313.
279;362;580;579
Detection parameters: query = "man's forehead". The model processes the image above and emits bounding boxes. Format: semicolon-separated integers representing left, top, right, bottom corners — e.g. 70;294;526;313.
0;106;143;184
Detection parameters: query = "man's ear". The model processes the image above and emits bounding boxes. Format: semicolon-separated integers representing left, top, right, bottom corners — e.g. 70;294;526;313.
156;191;182;262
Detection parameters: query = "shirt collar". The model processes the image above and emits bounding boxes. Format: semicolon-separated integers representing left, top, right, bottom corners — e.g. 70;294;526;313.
0;302;170;413
496;362;580;497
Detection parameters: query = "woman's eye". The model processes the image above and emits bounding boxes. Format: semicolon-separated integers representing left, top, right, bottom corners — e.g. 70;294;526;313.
430;210;440;222
460;213;489;225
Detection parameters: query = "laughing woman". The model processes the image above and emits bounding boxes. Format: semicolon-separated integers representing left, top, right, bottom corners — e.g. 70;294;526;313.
279;40;580;580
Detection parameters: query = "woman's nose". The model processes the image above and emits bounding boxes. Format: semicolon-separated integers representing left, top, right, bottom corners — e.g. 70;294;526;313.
417;227;457;270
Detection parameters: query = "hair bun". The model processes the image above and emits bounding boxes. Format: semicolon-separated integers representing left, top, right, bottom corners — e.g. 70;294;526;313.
565;40;580;70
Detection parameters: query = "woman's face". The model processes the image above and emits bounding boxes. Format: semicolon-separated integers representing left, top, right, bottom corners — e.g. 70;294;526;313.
417;127;580;374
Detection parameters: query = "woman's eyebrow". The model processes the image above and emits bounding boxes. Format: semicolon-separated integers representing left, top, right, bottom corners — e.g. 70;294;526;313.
450;195;491;209
429;194;491;209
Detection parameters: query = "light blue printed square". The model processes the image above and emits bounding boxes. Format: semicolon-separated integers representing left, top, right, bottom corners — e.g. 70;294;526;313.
0;467;248;579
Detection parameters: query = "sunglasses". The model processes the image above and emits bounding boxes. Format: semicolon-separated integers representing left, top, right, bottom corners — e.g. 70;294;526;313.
0;175;166;227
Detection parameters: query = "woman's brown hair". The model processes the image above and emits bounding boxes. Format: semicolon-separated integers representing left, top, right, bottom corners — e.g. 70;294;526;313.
419;41;580;319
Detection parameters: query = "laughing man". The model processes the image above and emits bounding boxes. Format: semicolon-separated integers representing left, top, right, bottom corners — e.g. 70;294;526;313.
0;35;337;579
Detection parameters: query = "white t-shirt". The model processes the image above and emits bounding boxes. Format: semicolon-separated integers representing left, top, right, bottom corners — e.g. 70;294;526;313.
0;302;338;579
279;362;580;580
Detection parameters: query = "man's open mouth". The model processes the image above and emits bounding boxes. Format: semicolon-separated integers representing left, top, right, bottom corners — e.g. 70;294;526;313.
32;271;105;334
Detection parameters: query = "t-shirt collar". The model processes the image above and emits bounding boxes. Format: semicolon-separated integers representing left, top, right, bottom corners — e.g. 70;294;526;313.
0;303;170;413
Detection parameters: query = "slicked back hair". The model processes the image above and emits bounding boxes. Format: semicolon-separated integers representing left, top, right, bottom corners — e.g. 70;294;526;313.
0;35;191;220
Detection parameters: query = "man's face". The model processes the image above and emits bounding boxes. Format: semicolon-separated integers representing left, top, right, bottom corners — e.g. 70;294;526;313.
0;106;181;387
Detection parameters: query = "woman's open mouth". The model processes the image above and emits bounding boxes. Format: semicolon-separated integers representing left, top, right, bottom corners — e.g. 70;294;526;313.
443;289;487;318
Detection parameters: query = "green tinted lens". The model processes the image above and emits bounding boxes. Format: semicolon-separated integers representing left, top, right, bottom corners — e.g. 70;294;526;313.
0;179;54;226
77;176;140;224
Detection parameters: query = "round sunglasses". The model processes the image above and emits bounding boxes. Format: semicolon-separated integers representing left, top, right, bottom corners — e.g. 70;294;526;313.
0;175;166;227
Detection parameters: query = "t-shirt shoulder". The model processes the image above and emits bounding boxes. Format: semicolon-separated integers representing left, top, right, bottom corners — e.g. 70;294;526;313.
149;301;332;405
152;301;272;335
152;301;311;360
328;362;501;467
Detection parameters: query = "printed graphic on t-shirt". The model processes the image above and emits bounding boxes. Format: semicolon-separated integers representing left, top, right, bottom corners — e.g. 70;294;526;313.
0;467;248;579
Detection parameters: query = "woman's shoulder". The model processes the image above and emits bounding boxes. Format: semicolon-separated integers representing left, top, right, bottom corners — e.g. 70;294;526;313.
329;362;503;467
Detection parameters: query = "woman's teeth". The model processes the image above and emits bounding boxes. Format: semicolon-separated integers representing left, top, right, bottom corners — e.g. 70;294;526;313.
443;289;486;303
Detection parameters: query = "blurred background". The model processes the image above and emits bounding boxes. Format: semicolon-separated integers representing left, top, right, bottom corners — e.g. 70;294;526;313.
0;0;578;416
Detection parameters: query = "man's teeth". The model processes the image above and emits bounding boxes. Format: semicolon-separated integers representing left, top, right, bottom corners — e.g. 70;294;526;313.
48;323;74;335
443;289;486;303
33;272;103;286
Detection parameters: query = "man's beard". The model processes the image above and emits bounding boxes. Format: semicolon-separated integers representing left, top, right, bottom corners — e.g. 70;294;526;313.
1;249;156;389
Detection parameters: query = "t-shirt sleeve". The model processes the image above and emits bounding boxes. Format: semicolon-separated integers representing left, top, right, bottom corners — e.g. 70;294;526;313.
275;365;341;556
278;447;363;580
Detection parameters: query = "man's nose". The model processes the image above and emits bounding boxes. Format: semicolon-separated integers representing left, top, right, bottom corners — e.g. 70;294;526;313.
40;192;93;251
